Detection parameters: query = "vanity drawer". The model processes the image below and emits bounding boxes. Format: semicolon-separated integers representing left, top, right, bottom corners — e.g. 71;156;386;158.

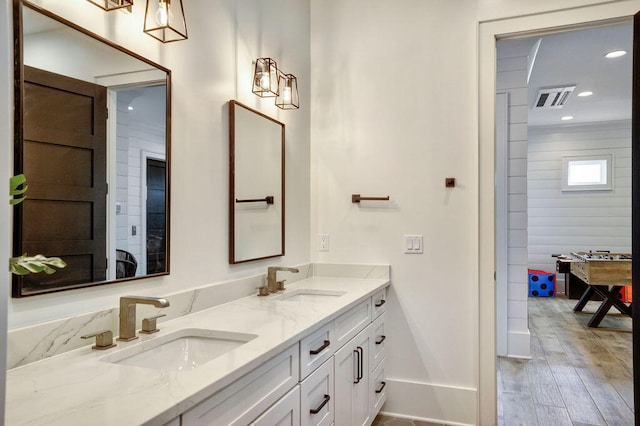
369;312;386;372
334;300;371;349
370;359;387;417
300;357;334;426
250;385;301;426
300;321;334;380
372;288;387;319
181;343;299;426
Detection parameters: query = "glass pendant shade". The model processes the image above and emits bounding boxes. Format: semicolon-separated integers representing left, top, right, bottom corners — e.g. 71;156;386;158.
87;0;133;11
144;0;188;43
252;58;279;98
275;74;299;109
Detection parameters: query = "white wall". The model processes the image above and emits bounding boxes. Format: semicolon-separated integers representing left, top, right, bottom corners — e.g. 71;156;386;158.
313;0;640;424
5;0;311;329
496;40;530;358
528;121;632;291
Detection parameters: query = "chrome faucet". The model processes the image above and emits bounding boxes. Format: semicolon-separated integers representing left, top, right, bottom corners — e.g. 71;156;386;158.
117;296;170;341
265;266;299;294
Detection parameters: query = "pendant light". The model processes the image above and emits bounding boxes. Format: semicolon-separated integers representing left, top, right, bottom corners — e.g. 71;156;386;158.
275;73;299;109
144;0;188;43
252;58;279;98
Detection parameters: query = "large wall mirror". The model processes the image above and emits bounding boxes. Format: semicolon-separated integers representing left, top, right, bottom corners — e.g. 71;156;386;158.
229;101;284;264
13;0;171;297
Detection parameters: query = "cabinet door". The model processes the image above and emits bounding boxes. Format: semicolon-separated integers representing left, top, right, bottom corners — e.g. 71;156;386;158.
250;386;301;426
300;357;334;426
334;327;370;426
370;359;386;418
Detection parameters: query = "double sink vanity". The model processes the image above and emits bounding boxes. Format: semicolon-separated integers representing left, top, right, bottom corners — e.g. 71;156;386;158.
6;267;390;425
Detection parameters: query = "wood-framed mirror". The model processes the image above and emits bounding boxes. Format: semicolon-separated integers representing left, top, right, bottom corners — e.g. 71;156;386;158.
229;100;285;264
12;0;171;297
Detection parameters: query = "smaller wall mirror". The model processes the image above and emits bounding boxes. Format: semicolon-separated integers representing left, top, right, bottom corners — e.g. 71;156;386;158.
229;101;284;264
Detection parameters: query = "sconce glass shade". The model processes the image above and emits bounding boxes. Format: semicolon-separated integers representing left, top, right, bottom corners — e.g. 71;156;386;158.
275;74;299;109
87;0;133;11
252;58;279;98
144;0;188;43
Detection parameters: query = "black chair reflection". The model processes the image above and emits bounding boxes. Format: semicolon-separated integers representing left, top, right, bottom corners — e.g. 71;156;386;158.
116;249;137;279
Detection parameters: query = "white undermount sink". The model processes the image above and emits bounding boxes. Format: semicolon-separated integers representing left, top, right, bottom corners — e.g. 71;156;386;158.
100;328;257;371
277;288;346;302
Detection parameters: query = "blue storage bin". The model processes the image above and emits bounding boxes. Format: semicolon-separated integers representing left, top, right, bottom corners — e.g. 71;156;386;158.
528;270;555;297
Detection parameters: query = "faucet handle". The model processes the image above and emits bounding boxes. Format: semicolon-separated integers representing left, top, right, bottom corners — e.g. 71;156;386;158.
257;286;270;297
140;314;167;334
81;330;117;350
276;279;287;291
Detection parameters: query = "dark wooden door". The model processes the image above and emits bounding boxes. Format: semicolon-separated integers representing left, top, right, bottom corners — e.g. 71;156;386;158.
146;158;166;274
14;66;107;296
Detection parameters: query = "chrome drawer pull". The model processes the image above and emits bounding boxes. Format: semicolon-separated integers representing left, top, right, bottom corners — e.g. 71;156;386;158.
375;381;387;394
375;335;386;345
310;340;330;355
310;394;331;414
375;299;386;307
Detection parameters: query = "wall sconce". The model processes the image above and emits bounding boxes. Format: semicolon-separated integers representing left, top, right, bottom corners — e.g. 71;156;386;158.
275;73;299;110
144;0;188;43
87;0;133;11
252;58;279;98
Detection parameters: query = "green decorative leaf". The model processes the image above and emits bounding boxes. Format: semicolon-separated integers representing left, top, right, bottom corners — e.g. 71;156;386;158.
9;254;67;276
9;174;28;205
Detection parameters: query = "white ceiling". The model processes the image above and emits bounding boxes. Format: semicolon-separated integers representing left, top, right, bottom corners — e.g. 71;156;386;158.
499;22;633;127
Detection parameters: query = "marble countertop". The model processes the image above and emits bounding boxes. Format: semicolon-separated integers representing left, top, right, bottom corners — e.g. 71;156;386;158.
6;276;389;425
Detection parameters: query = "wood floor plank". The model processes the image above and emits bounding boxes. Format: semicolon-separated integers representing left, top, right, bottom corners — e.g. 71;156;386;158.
550;365;607;425
534;405;573;426
526;359;564;408
501;391;539;426
575;366;635;426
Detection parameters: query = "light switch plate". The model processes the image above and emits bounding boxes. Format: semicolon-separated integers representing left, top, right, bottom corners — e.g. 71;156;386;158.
404;235;423;254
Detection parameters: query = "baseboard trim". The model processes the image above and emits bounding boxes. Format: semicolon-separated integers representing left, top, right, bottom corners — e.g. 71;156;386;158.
381;378;477;425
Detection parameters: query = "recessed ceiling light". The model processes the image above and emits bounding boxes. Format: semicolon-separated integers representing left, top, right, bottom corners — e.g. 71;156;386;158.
128;105;134;111
605;50;627;59
577;91;593;97
561;116;574;121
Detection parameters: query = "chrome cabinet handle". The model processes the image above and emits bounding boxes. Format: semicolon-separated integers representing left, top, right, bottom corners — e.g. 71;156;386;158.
310;394;331;414
375;381;386;394
310;340;330;355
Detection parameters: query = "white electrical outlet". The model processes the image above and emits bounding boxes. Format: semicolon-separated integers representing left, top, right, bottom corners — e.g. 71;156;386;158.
404;235;423;254
318;234;329;251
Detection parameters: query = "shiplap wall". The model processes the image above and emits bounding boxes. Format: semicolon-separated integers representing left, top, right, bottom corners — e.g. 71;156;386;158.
497;41;530;358
528;121;632;292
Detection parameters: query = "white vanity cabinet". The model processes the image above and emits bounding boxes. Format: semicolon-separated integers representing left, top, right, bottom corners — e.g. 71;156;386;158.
180;287;388;426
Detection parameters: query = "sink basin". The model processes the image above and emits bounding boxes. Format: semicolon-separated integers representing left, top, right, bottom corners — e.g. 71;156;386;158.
101;328;257;371
277;289;346;302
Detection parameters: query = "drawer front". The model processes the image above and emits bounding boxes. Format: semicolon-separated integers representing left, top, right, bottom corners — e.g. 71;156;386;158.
250;385;301;426
300;357;334;426
334;300;371;349
300;322;334;380
369;313;386;372
372;288;387;319
370;359;386;418
181;344;299;426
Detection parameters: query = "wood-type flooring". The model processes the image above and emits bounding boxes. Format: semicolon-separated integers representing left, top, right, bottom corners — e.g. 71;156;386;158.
498;296;633;425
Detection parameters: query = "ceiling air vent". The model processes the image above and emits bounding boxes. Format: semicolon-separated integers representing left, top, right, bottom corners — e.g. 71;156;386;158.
534;85;576;109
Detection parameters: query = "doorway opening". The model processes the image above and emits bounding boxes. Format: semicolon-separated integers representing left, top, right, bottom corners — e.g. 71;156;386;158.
495;22;633;425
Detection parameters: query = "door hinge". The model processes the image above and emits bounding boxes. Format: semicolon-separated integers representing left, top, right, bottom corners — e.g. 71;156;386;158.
106;108;109;119
106;258;108;269
106;182;108;195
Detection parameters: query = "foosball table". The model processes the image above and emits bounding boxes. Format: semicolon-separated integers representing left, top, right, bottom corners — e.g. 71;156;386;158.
555;251;632;328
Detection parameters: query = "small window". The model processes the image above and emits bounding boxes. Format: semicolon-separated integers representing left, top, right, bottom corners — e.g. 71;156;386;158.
562;154;613;191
